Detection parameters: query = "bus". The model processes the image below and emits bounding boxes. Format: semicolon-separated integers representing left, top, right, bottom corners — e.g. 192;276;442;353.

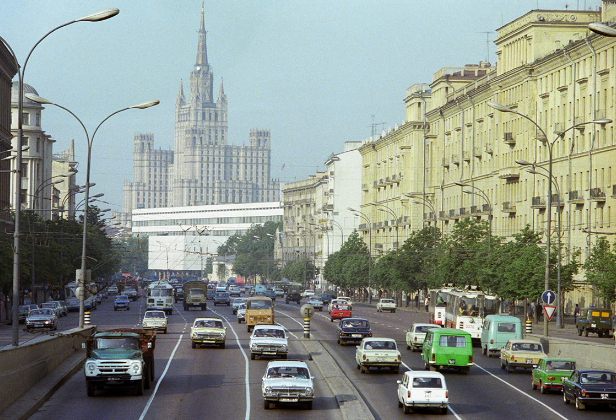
444;287;501;341
147;281;174;315
428;286;454;325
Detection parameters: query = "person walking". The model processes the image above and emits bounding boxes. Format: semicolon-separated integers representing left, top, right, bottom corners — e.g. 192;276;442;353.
414;294;419;308
424;296;429;312
574;304;580;323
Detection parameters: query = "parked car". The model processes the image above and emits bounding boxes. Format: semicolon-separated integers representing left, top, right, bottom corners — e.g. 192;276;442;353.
563;369;616;410
237;303;247;323
142;310;168;333
422;328;473;374
355;337;401;374
336;317;371;345
19;304;38;323
262;360;314;410
113;295;131;311
480;314;522;357
66;297;80;312
250;325;288;360
26;308;58;330
54;300;68;317
376;298;396;313
575;307;613;337
308;296;324;311
397;371;448;414
190;317;226;348
330;303;351;322
500;339;547;372
531;358;576;394
214;291;231;306
232;297;247;314
406;323;441;352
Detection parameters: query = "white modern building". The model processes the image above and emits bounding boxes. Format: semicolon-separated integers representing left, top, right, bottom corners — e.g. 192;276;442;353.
132;201;283;277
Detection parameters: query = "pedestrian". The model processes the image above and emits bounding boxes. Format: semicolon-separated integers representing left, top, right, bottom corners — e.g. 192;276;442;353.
414;294;419;308
574;304;580;322
424;296;429;312
406;293;410;307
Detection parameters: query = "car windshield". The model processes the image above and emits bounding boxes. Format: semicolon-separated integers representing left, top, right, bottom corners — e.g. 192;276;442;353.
116;296;129;301
333;305;350;311
341;319;369;328
381;299;394;304
364;340;396;350
512;342;542;352
415;325;435;333
497;323;517;333
247;300;272;310
145;312;165;319
194;320;223;328
581;372;616;384
253;329;285;338
151;289;173;297
267;366;309;379
95;337;139;350
412;377;443;388
438;335;467;348
189;289;204;295
545;361;575;370
29;309;51;317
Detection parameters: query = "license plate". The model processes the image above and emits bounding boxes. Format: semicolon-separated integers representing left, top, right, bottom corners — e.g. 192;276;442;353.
591;323;597;328
280;398;298;403
526;359;533;364
601;394;609;399
107;378;122;382
352;334;362;338
424;391;432;398
448;359;455;364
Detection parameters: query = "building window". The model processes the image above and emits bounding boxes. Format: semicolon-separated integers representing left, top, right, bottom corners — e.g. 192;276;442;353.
22;113;29;125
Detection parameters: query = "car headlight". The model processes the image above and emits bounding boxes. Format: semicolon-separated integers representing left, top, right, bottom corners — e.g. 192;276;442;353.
264;386;273;395
131;362;141;374
86;362;96;372
251;343;258;350
305;387;313;396
281;344;288;350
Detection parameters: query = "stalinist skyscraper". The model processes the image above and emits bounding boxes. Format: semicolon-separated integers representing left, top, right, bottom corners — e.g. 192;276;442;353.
123;6;279;218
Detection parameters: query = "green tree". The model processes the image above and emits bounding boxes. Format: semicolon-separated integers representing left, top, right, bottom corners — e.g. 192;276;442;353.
323;231;370;290
584;237;616;304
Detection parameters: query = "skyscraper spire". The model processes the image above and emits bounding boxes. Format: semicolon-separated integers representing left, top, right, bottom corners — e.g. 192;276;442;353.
195;1;208;69
218;77;225;98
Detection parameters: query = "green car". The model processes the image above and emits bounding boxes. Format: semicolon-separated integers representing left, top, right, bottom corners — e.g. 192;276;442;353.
421;328;473;374
531;358;576;394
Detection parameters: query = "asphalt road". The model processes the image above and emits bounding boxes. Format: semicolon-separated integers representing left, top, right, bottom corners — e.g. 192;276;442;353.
8;295;616;420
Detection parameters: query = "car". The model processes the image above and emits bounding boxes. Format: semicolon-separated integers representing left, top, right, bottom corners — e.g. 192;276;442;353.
142;310;168;333
264;289;277;301
406;323;441;352
480;314;523;357
54;300;68;317
25;308;58;330
320;293;334;304
214;291;231;306
302;289;315;298
262;360;314;410
19;304;38;323
421;328;473;374
563;369;616;410
107;285;118;295
237;303;247;323
376;298;396;313
190;317;226;348
174;285;184;302
397;370;449;414
250;325;289;360
328;297;352;312
500;339;547;372
531;358;576;394
274;288;284;297
206;288;215;300
337;318;372;345
41;302;62;318
232;297;247;314
66;297;80;312
124;288;138;301
308;296;324;311
228;285;241;297
575;307;613;337
113;295;131;311
330;303;351;322
356;337;401;374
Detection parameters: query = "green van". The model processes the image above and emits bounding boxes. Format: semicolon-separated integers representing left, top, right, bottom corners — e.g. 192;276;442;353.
421;328;473;374
480;314;522;357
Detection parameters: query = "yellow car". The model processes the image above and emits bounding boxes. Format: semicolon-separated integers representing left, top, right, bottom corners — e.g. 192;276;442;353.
500;339;547;373
190;317;226;349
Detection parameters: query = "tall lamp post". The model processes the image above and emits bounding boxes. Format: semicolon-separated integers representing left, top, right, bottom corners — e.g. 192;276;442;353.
370;202;399;253
453;182;492;251
348;207;372;303
27;93;158;328
488;100;611;337
0;7;119;346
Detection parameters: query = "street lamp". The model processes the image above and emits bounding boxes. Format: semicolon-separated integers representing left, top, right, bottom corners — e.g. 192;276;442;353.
370;202;399;253
348;207;372;303
0;7;119;346
405;193;438;247
27;93;158;328
453;182;492;251
488;100;611;336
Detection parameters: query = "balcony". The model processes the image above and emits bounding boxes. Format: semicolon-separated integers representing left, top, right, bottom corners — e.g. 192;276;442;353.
482;203;492;213
503;132;515;145
498;167;520;179
359;223;367;230
589;187;606;201
473;147;482;158
551;194;564;207
451;154;460;165
459;207;467;216
502;202;517;213
462;151;471;162
568;190;584;204
531;196;546;208
448;209;457;218
362;183;369;191
470;205;479;214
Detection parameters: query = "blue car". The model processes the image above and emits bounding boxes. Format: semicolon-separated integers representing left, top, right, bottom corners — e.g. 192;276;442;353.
113;295;130;311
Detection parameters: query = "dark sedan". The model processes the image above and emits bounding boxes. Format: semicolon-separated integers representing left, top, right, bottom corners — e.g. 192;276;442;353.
336;317;372;345
563;369;616;410
213;291;231;306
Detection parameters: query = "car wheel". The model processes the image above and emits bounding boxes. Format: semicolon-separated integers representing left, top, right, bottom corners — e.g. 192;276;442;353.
305;401;312;410
163;328;167;334
86;381;95;397
135;378;144;396
575;396;585;410
330;318;333;322
191;341;196;349
441;407;448;414
337;336;340;344
403;404;411;414
263;400;270;410
429;365;437;372
220;342;225;349
540;381;546;394
461;367;470;374
392;309;396;313
251;353;256;360
500;359;505;369
392;366;399;374
407;344;411;350
357;362;360;370
598;331;604;338
584;328;589;337
424;361;430;370
577;327;582;336
532;379;537;390
563;391;570;404
144;367;151;389
506;362;514;373
482;346;487;355
360;365;367;374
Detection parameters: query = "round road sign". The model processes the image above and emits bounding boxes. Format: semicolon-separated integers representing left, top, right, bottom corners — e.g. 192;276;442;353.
300;304;315;318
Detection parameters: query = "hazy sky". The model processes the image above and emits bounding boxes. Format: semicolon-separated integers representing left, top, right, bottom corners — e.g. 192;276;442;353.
1;0;603;212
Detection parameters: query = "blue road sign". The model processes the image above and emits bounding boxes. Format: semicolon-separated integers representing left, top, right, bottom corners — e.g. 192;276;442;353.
541;290;556;305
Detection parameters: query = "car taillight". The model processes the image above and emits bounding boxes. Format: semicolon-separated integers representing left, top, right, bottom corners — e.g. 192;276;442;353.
581;389;586;397
363;354;366;360
511;355;514;361
432;353;435;362
414;337;418;342
398;355;402;361
469;355;473;363
407;390;411;398
490;339;494;344
367;332;372;337
446;391;449;398
547;376;555;381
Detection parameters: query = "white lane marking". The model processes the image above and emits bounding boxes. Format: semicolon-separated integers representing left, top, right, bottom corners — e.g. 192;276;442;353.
474;363;570;420
138;332;184;420
210;308;251;420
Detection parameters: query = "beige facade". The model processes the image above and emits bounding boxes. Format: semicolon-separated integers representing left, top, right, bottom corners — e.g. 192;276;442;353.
358;4;616;309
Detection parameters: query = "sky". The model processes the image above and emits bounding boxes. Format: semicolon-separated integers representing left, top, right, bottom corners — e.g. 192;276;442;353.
1;0;603;213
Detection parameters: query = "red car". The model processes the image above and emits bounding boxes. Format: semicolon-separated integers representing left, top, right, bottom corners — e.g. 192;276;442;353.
330;304;352;322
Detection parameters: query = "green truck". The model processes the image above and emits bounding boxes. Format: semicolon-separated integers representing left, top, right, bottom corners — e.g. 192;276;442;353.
285;284;303;304
84;328;156;396
183;280;208;311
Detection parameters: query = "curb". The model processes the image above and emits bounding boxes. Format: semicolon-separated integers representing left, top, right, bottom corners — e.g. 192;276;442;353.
299;339;375;420
0;350;86;420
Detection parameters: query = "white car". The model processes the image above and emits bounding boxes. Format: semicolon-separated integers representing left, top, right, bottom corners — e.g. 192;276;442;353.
250;325;288;360
303;290;315;298
142;310;168;333
376;298;396;313
355;337;401;374
237;303;247;323
262;360;314;410
397;371;448;414
328;297;352;312
232;297;247;314
41;302;62;318
406;323;441;352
